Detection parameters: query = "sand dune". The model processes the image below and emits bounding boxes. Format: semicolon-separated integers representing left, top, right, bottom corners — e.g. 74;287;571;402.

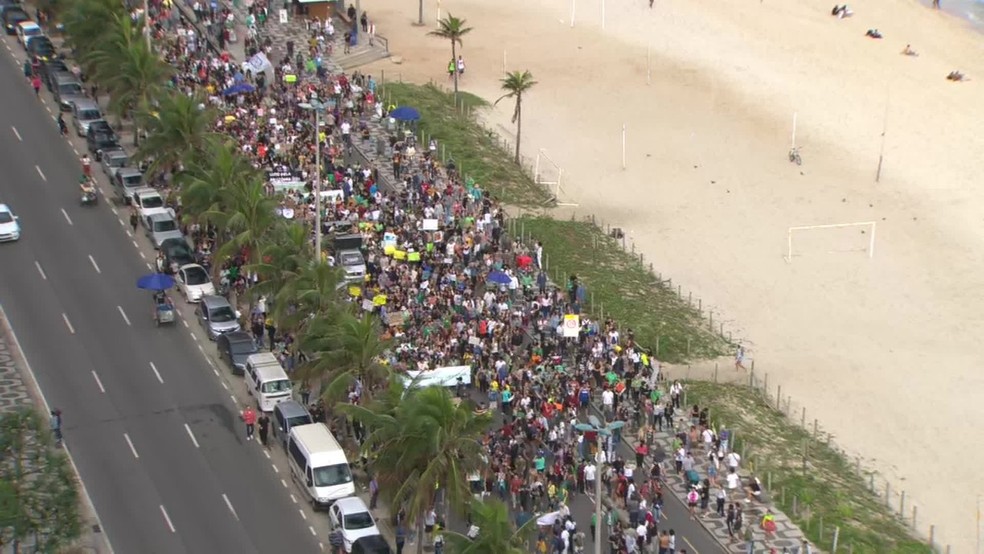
358;0;984;548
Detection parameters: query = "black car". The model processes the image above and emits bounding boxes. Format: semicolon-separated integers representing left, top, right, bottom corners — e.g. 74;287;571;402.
42;61;70;91
351;536;392;554
1;7;27;35
26;35;54;61
85;120;119;158
216;331;258;375
159;238;195;274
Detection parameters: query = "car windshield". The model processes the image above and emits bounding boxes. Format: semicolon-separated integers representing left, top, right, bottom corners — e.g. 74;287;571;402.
209;306;236;323
122;175;141;186
0;212;13;223
58;83;82;95
340;252;363;265
342;511;374;531
153;219;177;232
313;464;353;488
140;196;164;209
22;27;39;37
260;379;291;394
164;242;192;260
230;341;257;355
183;266;209;285
110;156;127;167
79;109;101;120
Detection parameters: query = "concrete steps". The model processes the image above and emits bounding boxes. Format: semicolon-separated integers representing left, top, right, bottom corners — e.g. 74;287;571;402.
334;44;390;70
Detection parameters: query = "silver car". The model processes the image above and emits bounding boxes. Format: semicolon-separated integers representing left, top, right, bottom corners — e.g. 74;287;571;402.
52;74;86;112
72;99;103;137
196;295;241;340
143;212;184;249
100;149;128;179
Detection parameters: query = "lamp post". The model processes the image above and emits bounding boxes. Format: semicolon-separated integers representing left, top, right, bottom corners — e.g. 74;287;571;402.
299;99;327;259
575;415;625;554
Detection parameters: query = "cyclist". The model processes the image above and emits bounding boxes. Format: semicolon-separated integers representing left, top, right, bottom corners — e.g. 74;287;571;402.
50;409;63;444
58;113;68;136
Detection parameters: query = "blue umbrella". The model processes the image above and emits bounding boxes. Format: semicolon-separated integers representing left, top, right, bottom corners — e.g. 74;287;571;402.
390;106;421;121
222;82;255;96
136;273;176;291
486;270;511;285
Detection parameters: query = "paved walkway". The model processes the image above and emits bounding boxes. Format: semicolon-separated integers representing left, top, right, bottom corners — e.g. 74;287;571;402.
0;309;112;553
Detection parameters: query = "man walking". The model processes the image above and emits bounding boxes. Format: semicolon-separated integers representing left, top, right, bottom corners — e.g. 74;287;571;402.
129;207;139;233
243;406;257;441
258;412;270;446
369;474;379;509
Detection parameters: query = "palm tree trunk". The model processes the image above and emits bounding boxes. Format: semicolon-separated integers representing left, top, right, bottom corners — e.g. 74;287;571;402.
416;518;425;554
451;42;459;99
417;0;424;25
514;100;522;164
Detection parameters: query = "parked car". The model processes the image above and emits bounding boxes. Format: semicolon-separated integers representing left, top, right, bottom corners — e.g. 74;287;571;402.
71;99;103;137
86;120;119;159
51;73;85;111
351;536;392;554
216;331;258;375
15;20;38;47
2;8;29;36
25;35;55;61
144;212;184;249
159;237;194;274
176;263;215;302
113;168;144;202
130;188;171;221
0;204;21;242
328;497;382;554
100;148;128;179
196;295;241;340
41;61;70;91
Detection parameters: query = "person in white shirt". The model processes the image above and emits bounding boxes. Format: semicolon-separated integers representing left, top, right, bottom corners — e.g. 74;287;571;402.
584;461;596;494
726;451;741;472
601;388;615;416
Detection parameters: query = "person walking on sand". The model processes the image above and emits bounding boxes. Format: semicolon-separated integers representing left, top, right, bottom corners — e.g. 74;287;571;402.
457;55;465;77
447;59;455;80
932;0;940;8
735;344;747;370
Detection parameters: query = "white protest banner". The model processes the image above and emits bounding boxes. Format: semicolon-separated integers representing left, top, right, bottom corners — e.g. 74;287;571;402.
562;314;580;338
422;219;439;231
278;9;288;23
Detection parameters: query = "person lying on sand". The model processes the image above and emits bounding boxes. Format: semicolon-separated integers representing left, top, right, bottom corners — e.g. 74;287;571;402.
831;4;854;18
901;44;919;56
865;28;883;39
946;71;968;81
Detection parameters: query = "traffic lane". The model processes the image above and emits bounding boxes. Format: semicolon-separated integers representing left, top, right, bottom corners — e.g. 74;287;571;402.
0;244;185;553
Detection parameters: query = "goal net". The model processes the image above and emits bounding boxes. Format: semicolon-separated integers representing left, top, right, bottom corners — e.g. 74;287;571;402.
785;222;876;262
535;149;563;192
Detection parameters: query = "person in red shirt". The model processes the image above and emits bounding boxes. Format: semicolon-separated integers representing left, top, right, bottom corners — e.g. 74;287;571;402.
242;406;257;441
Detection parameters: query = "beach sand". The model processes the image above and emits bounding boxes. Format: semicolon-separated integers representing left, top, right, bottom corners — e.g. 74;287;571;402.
356;0;984;548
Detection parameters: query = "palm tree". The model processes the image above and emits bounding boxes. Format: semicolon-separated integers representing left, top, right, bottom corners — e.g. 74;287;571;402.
267;260;345;338
178;137;260;224
298;311;392;402
248;223;313;303
61;0;125;59
136;92;218;179
443;499;538;554
428;15;473;100
494;70;537;164
214;176;280;270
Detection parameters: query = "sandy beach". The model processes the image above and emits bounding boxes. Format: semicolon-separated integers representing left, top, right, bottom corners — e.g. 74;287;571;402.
356;0;984;548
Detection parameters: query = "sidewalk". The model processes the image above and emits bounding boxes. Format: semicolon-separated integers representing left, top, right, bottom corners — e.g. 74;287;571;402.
0;307;112;554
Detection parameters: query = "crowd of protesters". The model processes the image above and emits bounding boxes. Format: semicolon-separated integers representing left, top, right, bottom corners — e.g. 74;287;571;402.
130;2;791;552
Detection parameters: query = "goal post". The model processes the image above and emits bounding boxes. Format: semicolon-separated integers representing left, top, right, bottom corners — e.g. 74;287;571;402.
785;221;876;262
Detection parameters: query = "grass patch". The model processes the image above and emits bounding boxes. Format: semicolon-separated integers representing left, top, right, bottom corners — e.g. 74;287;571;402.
686;382;929;553
378;82;554;209
516;216;727;363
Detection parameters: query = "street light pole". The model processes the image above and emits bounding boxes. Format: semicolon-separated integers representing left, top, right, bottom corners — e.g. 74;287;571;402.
575;415;625;554
299;100;325;259
143;0;152;49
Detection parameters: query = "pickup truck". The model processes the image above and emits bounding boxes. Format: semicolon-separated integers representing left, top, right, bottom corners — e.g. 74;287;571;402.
130;188;174;222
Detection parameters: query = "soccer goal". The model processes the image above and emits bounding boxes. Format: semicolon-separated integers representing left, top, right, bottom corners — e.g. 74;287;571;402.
535;149;577;206
785;221;876;262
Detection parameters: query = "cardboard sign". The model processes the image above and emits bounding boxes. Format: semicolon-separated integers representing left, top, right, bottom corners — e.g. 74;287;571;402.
422;218;439;231
278;9;288;23
562;314;580;338
386;312;405;326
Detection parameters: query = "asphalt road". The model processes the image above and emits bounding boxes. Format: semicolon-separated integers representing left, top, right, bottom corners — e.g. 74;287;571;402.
0;38;323;554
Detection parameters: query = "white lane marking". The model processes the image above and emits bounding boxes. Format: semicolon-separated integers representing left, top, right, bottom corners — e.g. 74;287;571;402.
263;450;270;459
182;319;189;328
110;206;118;215
11;126;21;141
309;526;317;537
123;433;139;459
159;505;176;533
88;255;101;274
212;368;219;376
298;509;307;520
72;147;79;155
184;423;200;448
229;394;237;405
139;251;146;259
119;219;126;228
91;371;106;393
222;494;240;520
221;381;229;390
62;313;75;334
117;306;131;326
290;494;297;504
149;362;164;384
271;464;279;474
61;209;73;225
281;479;288;488
35;166;46;181
319;542;324;551
131;240;139;248
34;261;47;280
146;263;153;271
190;332;198;342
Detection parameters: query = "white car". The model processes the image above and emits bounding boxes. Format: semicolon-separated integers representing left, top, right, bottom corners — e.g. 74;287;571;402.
131;188;173;221
176;264;215;303
328;497;381;553
0;204;21;242
16;21;40;48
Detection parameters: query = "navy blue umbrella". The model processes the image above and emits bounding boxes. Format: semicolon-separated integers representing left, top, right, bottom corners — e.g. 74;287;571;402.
389;106;421;121
136;273;176;291
222;82;255;96
486;270;511;285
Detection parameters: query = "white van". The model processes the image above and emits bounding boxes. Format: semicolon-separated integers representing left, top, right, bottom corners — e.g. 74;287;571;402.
244;353;292;412
286;423;355;509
